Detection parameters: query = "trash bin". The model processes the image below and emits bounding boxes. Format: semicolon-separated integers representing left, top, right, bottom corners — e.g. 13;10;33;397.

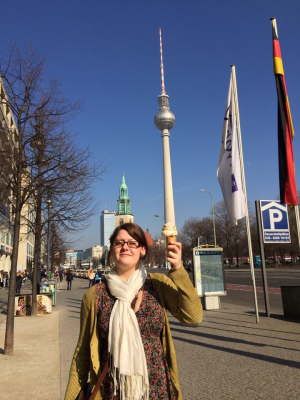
254;255;261;268
281;286;300;319
40;278;57;306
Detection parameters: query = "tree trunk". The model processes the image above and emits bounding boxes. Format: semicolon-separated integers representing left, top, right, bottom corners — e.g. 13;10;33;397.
31;194;42;316
4;172;22;355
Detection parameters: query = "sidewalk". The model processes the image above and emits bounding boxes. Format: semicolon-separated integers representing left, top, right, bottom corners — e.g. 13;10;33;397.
1;287;299;399
0;310;60;400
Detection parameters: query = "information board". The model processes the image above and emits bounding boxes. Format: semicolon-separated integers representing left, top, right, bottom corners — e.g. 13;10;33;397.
192;248;226;296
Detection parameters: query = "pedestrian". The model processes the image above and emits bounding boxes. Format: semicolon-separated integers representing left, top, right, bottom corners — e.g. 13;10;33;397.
0;270;3;288
94;269;102;285
16;271;23;294
3;271;8;288
65;269;73;290
41;267;47;279
65;222;202;400
59;269;63;282
89;269;96;288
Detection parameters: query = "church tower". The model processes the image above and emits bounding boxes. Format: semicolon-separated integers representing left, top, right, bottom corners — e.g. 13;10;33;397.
115;173;134;226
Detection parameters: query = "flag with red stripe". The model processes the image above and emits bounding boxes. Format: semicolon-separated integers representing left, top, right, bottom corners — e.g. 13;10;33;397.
271;18;298;205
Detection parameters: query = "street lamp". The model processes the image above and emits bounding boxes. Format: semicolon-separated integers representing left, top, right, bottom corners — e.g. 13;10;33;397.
200;189;217;247
46;197;52;277
154;214;164;221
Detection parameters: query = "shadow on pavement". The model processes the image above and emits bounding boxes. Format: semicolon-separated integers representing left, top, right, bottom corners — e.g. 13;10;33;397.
66;298;82;302
171;326;266;347
204;315;300;335
170;326;300;352
264;313;300;323
0;300;7;315
172;336;300;369
198;322;299;345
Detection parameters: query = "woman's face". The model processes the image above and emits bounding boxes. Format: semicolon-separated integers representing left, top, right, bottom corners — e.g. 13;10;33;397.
110;229;146;272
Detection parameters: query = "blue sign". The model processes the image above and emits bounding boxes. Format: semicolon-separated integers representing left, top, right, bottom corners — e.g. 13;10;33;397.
260;200;290;243
254;255;261;268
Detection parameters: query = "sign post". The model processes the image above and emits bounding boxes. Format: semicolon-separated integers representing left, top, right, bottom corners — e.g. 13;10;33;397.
255;200;291;317
255;201;270;316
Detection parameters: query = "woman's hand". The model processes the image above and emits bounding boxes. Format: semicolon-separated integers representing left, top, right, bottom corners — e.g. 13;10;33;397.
166;241;182;271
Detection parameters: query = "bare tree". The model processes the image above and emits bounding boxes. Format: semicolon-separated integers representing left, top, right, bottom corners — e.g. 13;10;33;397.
0;44;105;354
178;216;217;262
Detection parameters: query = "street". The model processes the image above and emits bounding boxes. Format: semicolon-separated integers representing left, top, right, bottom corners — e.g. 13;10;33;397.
1;271;300;399
149;267;300;316
223;268;300;315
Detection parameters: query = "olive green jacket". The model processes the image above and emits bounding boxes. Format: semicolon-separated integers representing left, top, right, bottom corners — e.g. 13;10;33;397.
65;266;203;400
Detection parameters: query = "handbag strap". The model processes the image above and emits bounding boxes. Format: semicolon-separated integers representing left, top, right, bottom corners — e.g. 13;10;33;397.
89;280;109;400
89;359;109;400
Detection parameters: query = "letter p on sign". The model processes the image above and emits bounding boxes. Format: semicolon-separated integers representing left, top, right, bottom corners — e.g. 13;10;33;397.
269;209;283;229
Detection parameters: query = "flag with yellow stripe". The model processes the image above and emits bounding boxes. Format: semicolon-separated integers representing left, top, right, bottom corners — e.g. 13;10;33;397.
271;18;298;205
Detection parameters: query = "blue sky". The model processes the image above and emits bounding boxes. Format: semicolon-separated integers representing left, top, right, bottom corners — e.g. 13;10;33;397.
2;1;300;249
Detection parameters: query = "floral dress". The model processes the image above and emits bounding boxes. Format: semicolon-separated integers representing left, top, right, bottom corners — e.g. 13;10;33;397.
96;275;175;400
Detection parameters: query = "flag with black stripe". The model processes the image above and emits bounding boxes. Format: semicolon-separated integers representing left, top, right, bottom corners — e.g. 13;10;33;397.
272;18;298;205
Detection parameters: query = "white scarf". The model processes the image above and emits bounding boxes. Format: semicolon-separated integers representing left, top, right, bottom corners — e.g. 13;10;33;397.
105;265;149;400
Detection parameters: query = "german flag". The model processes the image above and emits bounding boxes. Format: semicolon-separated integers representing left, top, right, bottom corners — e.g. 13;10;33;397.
271;18;298;205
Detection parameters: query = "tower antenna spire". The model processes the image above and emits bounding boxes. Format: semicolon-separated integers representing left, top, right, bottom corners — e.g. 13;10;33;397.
154;28;176;227
159;28;166;94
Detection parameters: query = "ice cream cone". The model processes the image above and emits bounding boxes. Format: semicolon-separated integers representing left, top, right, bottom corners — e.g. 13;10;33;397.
166;235;177;245
162;222;178;245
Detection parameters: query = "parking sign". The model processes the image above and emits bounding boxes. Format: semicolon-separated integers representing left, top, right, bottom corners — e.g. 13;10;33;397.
260;200;290;243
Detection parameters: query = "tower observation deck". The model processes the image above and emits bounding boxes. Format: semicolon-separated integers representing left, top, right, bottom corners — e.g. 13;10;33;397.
154;28;176;227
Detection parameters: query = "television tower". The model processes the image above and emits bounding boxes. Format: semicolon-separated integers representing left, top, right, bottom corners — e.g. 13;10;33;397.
154;28;176;226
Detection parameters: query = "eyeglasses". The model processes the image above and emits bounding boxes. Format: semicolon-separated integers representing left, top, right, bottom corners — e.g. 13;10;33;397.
112;240;140;249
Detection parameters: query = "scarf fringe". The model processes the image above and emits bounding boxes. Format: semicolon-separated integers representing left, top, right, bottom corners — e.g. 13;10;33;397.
109;355;149;400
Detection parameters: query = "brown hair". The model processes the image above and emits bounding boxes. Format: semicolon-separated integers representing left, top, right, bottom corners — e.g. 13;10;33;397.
109;223;148;260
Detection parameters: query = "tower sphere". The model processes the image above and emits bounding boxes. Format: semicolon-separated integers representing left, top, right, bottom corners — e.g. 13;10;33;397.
154;108;175;131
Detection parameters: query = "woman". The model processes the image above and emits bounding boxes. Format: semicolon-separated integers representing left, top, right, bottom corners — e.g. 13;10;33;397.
65;223;202;400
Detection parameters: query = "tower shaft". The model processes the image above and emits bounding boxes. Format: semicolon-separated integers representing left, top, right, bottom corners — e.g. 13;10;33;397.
162;130;175;225
154;28;176;227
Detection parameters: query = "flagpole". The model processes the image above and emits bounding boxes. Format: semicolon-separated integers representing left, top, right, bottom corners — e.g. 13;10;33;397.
231;65;260;323
294;205;300;254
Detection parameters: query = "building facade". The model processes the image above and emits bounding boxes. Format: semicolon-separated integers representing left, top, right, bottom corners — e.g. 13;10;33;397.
84;245;103;262
100;210;116;247
0;76;36;272
65;249;84;268
18;203;35;272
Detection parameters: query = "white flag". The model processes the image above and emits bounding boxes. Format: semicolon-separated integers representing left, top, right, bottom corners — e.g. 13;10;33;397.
217;73;247;225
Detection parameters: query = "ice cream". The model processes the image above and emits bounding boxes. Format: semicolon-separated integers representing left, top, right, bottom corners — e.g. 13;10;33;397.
162;222;178;245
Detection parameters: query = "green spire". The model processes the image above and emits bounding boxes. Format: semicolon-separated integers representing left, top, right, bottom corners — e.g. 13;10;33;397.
116;172;133;216
119;172;128;199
